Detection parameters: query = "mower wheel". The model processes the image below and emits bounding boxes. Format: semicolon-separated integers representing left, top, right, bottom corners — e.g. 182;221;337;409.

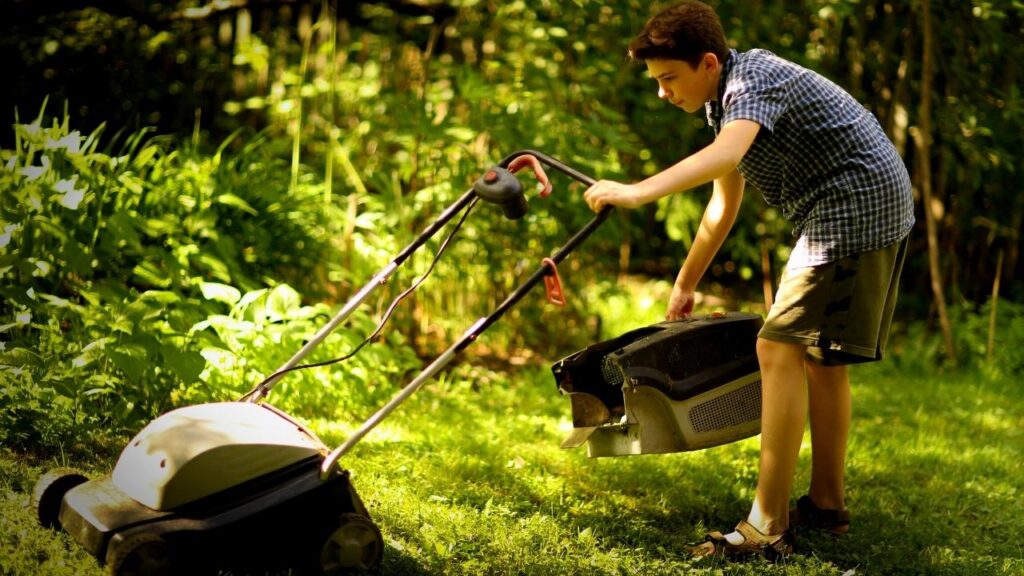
106;532;175;576
32;468;88;529
318;513;384;573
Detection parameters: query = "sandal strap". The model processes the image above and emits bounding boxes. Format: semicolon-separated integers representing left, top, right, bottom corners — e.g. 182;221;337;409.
735;520;788;548
691;521;793;559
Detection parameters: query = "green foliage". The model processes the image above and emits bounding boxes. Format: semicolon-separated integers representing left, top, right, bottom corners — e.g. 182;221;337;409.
0;105;204;447
187;283;421;419
888;299;1024;377
0;105;420;450
952;300;1024;377
7;0;1024;312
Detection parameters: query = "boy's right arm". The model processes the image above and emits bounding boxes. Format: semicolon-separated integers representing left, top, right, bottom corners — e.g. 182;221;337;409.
584;120;760;212
667;167;745;320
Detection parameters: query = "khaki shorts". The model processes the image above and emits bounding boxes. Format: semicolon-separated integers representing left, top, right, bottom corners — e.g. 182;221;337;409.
759;238;908;366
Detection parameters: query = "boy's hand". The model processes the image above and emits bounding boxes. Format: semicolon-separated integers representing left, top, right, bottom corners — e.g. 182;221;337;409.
666;285;695;321
583;180;645;212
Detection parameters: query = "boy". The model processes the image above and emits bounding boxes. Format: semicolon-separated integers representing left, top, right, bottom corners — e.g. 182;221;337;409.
583;0;914;558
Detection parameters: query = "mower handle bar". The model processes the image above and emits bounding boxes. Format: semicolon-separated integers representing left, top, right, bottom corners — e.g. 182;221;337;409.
238;149;612;476
318;156;613;476
242;150;602;403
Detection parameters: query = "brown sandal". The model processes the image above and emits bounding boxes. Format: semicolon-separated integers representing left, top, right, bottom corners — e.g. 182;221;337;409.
788;495;850;534
688;520;793;560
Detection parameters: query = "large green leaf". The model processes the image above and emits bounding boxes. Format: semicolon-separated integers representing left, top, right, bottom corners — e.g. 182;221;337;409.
132;261;172;288
71;337;113;369
107;343;149;382
266;284;302;322
216;193;259;215
200;282;242;305
140;290;181;305
161;344;206;384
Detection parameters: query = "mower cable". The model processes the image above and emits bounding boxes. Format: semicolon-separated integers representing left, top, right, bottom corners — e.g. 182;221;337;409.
243;196;481;397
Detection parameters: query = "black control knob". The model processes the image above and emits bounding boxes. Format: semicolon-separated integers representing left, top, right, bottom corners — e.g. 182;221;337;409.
473;166;528;220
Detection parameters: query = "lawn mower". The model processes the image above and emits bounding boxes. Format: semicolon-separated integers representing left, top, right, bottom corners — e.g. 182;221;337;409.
32;150;611;576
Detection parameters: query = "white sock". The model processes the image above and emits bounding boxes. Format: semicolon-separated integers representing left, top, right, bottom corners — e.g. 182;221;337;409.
724;531;746;545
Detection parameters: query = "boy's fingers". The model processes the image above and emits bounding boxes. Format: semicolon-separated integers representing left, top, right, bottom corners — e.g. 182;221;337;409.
583;182;602;212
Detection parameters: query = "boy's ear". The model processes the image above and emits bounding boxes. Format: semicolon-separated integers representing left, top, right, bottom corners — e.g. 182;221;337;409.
702;52;720;72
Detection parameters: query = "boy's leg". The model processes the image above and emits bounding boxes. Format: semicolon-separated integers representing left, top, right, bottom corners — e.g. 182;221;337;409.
744;349;851;538
744;338;809;536
805;361;850;512
698;239;905;552
798;238;905;514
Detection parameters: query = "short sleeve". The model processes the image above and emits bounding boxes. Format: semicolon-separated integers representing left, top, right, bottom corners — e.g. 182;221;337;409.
720;57;789;132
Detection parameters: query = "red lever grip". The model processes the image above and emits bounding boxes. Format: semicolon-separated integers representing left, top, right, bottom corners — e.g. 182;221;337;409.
507;154;553;198
542;258;566;306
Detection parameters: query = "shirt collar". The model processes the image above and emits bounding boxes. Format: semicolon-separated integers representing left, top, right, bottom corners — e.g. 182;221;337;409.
705;49;737;130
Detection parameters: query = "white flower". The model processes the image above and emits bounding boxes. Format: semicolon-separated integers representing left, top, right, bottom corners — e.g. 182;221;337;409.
19;155;50;181
0;223;16;249
32;260;51;277
15;310;31;325
45;131;82;154
55;177;87;210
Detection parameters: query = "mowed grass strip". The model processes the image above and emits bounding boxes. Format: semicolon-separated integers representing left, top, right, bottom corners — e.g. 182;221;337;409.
2;360;1022;575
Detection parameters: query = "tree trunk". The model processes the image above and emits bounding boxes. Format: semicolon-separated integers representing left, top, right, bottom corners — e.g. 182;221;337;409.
887;16;913;156
911;0;957;366
987;249;1004;364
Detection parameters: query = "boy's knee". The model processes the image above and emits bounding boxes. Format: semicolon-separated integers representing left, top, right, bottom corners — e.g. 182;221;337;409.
804;359;849;384
756;337;805;370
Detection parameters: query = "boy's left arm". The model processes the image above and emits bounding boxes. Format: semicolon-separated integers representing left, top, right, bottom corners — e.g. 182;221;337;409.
667;168;745;320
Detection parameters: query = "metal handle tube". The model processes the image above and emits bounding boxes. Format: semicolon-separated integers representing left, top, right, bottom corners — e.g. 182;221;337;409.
245;188;478;401
243;263;399;402
320;318;485;478
451;206;612;354
322;153;608;472
464;149;605;346
394;188;478;263
320;208;610;470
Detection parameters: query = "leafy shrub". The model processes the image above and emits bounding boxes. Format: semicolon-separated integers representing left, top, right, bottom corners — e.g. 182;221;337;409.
0;106;204;448
0;104;416;451
185;283;421;418
888;299;1024;377
950;299;1024;377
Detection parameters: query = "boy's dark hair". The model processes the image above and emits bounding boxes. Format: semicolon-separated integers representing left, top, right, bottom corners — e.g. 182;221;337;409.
628;1;730;67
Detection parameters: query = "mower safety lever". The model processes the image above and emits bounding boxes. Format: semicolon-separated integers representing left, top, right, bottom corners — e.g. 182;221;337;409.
499;149;598;188
506;154;553;198
473;154;555;220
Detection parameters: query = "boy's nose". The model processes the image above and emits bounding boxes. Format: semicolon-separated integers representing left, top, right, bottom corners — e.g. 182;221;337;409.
658;85;669;99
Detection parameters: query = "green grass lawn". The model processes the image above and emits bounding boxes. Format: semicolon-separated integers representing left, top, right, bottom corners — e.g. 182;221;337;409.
2;320;1023;576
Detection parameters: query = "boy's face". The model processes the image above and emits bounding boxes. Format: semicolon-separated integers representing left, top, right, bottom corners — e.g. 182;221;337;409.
646;55;719;114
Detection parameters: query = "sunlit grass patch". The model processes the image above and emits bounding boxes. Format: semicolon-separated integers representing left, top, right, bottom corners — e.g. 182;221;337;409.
2;339;1022;575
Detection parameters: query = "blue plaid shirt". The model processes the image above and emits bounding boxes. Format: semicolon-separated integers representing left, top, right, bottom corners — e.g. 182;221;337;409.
706;49;915;268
